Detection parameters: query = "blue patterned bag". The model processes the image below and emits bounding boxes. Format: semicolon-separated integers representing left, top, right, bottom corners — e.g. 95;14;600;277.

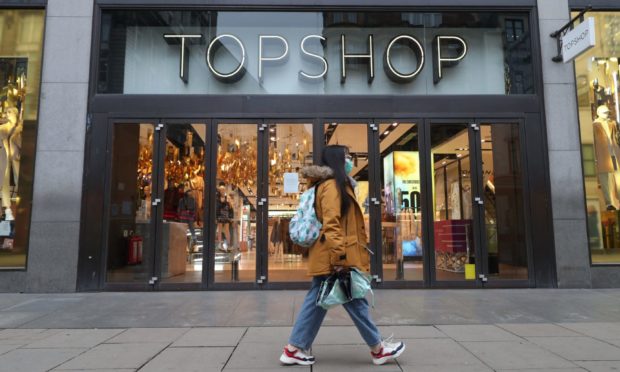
290;184;322;248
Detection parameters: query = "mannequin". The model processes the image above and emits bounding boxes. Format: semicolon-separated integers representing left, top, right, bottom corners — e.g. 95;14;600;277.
216;190;232;247
593;105;620;210
9;109;22;189
189;167;204;226
0;108;19;221
178;183;197;242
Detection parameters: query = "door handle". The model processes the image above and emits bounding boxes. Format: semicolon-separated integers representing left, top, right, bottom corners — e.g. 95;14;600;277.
152;198;161;206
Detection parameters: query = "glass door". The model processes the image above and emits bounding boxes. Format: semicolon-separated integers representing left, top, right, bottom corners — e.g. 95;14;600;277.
265;121;315;284
475;121;530;284
375;121;425;284
155;122;208;287
209;121;259;286
428;120;481;286
105;122;159;289
427;119;530;287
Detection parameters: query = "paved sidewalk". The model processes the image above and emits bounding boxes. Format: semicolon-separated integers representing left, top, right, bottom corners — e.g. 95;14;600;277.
0;289;620;371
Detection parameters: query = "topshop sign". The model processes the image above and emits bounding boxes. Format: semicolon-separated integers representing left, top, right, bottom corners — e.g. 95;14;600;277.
163;33;468;85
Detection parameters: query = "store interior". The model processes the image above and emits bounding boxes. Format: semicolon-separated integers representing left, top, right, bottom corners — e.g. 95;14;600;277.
106;119;527;285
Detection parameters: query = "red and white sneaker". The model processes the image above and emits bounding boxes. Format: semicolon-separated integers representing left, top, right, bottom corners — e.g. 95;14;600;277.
371;337;405;365
279;347;316;366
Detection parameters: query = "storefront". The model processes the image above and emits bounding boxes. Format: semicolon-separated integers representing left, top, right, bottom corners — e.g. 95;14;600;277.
572;0;620;285
72;0;558;291
0;2;45;272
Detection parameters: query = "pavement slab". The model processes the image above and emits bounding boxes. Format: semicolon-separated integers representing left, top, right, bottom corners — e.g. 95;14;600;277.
0;343;20;356
575;360;620;371
226;339;299;370
558;322;620;340
24;328;124;349
105;328;189;344
241;326;292;344
461;340;578;370
139;346;233;372
311;344;401;372
497;323;584;337
527;336;620;361
55;342;169;370
436;324;523;341
172;327;246;347
0;328;61;342
393;338;488;368
400;366;493;372
0;348;86;372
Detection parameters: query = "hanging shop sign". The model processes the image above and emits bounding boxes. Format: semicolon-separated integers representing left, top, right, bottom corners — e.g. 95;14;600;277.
561;17;596;63
163;33;467;85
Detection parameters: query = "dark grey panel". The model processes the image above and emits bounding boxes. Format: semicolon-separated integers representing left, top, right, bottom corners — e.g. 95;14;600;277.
0;0;46;7
90;95;542;117
96;0;536;9
570;0;620;10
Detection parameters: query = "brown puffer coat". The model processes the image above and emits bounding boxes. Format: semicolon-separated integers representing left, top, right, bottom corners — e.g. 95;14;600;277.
300;165;370;277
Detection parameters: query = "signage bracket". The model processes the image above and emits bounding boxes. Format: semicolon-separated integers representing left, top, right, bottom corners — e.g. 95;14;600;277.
550;5;592;63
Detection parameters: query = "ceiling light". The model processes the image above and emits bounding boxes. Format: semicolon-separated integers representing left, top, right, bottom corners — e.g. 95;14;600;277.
383;131;390;136
391;122;398;127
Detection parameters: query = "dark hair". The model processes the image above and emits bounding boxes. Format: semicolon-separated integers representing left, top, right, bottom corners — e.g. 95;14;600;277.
321;145;351;216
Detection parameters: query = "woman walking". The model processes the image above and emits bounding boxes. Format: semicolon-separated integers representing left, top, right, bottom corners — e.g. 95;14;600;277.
280;145;405;366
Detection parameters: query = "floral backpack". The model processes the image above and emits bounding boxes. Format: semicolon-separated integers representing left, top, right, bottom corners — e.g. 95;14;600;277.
290;183;323;248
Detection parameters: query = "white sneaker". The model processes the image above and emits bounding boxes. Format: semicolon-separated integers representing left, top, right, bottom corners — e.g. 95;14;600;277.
279;347;315;366
371;337;405;365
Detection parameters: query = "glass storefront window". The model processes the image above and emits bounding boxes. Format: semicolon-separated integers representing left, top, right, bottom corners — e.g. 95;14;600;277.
575;12;620;265
0;9;45;269
97;10;534;95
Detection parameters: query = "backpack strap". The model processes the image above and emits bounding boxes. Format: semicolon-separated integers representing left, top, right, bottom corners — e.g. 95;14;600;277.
313;181;323;223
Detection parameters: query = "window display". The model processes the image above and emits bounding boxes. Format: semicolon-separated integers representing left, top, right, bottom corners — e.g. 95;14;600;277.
0;9;45;269
576;12;620;264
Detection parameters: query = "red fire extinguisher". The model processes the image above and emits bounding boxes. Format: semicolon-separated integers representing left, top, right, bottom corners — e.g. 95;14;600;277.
127;234;143;265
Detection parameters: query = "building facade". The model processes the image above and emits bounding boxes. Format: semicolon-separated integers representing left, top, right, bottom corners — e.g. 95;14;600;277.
0;0;615;292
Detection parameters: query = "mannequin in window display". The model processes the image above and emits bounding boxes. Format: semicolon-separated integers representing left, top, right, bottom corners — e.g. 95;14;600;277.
593;105;620;210
0;107;20;221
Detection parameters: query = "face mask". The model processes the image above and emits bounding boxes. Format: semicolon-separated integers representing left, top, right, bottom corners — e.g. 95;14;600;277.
345;158;354;175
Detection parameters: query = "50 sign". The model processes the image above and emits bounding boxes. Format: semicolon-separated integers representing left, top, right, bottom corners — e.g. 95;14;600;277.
163;33;467;85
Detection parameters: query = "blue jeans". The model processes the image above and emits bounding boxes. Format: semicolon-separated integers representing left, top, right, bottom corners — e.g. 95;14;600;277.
288;276;382;350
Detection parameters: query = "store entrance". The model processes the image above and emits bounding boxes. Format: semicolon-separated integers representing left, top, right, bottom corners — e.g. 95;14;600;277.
102;118;531;290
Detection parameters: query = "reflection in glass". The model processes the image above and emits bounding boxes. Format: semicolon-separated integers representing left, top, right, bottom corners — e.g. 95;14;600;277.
575;11;620;264
267;123;313;282
480;124;527;279
431;124;475;281
0;9;45;269
379;123;423;281
106;124;154;283
215;124;258;282
160;124;206;284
